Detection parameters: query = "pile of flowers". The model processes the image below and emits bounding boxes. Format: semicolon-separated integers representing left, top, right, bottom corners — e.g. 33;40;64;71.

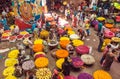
40;30;49;39
56;58;65;69
32;34;51;79
36;68;52;79
93;70;112;79
34;39;43;45
35;57;49;68
72;40;84;47
59;40;70;49
56;49;69;58
67;31;75;35
32;44;44;52
60;37;70;41
3;49;19;78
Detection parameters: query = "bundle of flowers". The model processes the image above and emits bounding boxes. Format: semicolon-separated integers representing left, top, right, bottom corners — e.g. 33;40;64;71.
5;58;18;67
35;57;49;68
3;66;15;76
36;68;52;79
56;49;69;58
70;34;80;40
67;31;75;35
72;40;84;47
93;70;112;79
60;37;70;41
56;58;65;69
8;49;19;58
112;37;120;42
104;39;111;45
34;39;43;45
64;27;73;31
105;23;114;29
5;75;17;79
20;31;29;35
78;73;93;79
97;17;105;21
40;30;49;39
32;44;44;52
59;40;70;49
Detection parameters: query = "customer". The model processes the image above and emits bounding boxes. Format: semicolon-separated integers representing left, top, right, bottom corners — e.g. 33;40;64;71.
102;49;116;71
97;22;103;36
100;45;111;64
98;33;104;52
85;21;90;36
78;28;85;40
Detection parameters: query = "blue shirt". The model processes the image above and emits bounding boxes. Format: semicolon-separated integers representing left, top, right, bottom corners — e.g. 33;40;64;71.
93;5;97;11
1;18;9;30
31;23;37;31
98;22;103;31
31;0;35;3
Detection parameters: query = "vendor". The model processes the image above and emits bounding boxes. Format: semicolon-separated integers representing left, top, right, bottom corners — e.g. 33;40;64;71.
13;25;19;35
1;16;9;30
25;71;36;79
66;43;74;55
62;57;71;76
14;64;23;77
78;28;85;40
116;31;120;38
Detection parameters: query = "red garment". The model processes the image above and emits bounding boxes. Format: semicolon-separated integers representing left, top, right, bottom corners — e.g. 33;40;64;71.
15;18;31;30
116;16;120;22
54;3;61;9
103;46;109;57
73;17;77;27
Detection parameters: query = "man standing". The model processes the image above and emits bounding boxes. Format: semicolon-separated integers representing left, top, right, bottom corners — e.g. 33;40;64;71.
98;33;104;52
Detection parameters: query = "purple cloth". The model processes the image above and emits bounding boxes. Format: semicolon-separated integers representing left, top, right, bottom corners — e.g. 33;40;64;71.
72;57;84;67
76;45;89;54
78;73;93;79
92;20;98;26
64;75;76;79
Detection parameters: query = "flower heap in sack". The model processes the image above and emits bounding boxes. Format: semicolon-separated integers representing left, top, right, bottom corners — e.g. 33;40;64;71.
40;30;49;39
59;37;70;49
3;49;19;79
93;70;112;79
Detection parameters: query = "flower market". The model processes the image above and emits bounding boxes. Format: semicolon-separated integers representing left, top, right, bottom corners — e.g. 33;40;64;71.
0;0;120;79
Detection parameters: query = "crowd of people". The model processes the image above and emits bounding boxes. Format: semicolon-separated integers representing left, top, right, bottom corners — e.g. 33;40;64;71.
0;0;120;79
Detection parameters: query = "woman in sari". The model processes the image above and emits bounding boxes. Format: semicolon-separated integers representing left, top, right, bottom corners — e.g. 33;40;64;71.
102;49;116;71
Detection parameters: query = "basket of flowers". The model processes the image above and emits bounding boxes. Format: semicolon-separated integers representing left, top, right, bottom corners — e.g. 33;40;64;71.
9;36;17;42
